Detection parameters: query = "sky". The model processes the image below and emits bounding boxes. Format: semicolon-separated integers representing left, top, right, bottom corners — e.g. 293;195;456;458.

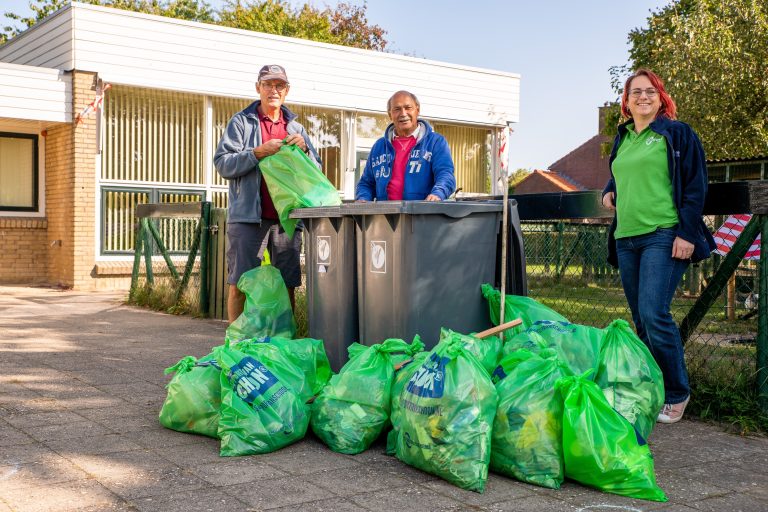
3;0;670;171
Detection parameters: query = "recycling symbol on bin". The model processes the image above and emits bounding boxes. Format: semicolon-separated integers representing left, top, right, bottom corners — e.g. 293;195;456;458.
316;236;331;264
370;241;386;273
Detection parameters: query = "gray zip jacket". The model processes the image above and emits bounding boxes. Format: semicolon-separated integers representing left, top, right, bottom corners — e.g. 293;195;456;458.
214;100;320;223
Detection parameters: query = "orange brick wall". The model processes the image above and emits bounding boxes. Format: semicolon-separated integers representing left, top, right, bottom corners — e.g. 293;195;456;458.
45;119;74;286
0;218;49;284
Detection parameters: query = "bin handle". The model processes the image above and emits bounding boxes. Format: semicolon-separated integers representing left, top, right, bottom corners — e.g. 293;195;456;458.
474;318;523;339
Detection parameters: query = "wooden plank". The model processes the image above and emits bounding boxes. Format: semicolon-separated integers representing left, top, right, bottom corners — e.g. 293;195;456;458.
136;202;202;218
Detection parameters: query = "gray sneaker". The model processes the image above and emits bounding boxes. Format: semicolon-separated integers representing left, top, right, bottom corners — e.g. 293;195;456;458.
657;396;690;424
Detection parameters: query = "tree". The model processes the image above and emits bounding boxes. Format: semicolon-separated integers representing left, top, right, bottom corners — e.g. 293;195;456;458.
2;0;215;42
218;0;387;51
2;0;387;51
607;0;768;160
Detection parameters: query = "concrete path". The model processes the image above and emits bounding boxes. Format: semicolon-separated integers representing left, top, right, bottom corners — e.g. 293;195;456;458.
1;286;767;512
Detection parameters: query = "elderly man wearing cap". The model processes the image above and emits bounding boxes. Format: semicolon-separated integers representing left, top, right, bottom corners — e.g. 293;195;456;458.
214;64;320;323
355;90;455;202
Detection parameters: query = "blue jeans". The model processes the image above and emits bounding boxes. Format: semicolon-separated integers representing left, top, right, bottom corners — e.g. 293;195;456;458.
616;227;690;404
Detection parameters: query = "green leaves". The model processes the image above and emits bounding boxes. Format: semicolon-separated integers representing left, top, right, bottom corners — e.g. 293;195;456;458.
2;0;387;51
613;0;768;160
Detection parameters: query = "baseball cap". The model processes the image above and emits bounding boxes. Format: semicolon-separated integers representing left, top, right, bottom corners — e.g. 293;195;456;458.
258;64;289;83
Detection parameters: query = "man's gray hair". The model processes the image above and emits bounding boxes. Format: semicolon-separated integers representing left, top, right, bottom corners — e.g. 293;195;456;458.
387;90;420;112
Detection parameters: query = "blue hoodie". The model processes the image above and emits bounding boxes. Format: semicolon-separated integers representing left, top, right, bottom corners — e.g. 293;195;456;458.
214;101;320;223
602;116;716;267
355;120;456;201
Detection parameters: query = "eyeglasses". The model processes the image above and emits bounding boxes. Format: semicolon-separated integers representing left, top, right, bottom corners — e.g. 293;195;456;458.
629;88;658;98
259;82;288;92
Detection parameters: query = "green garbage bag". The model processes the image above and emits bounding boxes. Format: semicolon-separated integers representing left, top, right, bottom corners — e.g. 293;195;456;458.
310;338;417;454
555;371;667;502
386;350;430;455
595;319;664;442
503;320;603;377
395;336;498;493
311;339;423;454
215;342;309;456
490;348;569;489
481;284;569;342
225;266;296;343
258;143;342;238
440;328;500;376
236;336;332;397
346;336;425;370
158;355;222;438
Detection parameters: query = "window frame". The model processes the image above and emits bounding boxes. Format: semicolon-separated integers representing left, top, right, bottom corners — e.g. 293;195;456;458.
0;131;39;212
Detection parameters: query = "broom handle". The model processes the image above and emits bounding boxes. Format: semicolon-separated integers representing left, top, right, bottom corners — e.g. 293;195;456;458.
474;318;522;339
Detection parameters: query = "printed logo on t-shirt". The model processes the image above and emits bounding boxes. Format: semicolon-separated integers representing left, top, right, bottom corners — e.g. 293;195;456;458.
646;135;663;146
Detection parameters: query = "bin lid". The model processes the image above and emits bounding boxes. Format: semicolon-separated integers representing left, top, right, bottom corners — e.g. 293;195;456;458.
340;200;502;219
289;205;344;219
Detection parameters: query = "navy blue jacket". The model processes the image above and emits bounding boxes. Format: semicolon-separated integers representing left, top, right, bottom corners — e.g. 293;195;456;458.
355;120;456;201
602;116;716;267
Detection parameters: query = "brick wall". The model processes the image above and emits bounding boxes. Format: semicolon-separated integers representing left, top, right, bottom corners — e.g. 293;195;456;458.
0;218;49;284
45;119;74;286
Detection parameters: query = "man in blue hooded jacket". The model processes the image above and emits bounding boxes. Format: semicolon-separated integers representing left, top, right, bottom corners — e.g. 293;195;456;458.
214;64;320;323
355;91;455;201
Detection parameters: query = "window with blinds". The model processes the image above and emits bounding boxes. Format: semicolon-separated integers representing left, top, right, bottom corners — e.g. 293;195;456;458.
431;123;491;194
0;133;38;211
103;86;205;184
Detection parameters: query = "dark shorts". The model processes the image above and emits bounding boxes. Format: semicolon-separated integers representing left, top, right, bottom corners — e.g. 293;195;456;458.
226;221;302;288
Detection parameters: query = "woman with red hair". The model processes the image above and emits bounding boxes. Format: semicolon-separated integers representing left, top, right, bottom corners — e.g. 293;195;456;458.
602;69;716;425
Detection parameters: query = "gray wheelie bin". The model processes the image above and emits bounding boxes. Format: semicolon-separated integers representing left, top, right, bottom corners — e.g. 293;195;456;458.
290;206;357;371
343;201;505;349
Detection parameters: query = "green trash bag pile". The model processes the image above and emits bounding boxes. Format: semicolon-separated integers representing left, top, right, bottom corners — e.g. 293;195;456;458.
385;350;430;455
395;333;497;493
237;336;332;396
503;320;604;376
594;319;664;441
258;143;342;238
556;371;667;501
481;283;568;341
225;266;296;343
490;347;569;489
159;354;222;439
215;341;310;456
310;338;422;454
441;327;501;376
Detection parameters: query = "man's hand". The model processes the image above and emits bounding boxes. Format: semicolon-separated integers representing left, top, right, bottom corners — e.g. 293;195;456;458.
672;236;694;260
253;139;283;159
426;194;441;202
602;192;615;210
284;133;308;152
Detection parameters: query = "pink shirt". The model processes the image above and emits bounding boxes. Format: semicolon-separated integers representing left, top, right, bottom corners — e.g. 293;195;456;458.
386;135;417;200
258;110;288;220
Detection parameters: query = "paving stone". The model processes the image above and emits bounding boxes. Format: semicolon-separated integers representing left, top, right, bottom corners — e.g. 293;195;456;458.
0;479;126;512
0;454;90;490
3;410;90;429
45;433;145;456
684;491;768;511
348;483;466;512
67;450;208;500
154;438;224;466
0;422;36;447
480;494;576;512
421;473;536;506
26;420;113;443
223;475;337;510
0;441;61;465
261;438;362;476
305;464;412;497
130;488;249;512
186;457;287;486
123;425;207;450
269;497;365;511
655;468;732;502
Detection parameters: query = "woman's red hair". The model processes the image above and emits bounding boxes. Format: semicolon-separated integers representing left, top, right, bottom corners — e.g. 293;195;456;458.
621;68;677;120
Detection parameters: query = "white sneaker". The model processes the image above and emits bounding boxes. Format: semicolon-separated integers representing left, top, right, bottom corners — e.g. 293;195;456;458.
657;396;690;424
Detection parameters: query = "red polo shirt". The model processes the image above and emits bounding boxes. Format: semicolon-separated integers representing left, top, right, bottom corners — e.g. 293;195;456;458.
258;109;288;220
386;135;417;200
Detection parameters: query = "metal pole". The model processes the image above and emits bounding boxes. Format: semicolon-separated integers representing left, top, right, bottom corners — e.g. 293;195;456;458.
757;215;768;413
199;201;211;317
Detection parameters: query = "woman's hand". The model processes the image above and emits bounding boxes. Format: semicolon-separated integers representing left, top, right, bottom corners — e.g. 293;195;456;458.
672;236;694;260
602;192;615;210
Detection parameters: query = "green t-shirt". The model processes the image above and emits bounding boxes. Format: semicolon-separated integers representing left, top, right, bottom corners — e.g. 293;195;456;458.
612;124;678;238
